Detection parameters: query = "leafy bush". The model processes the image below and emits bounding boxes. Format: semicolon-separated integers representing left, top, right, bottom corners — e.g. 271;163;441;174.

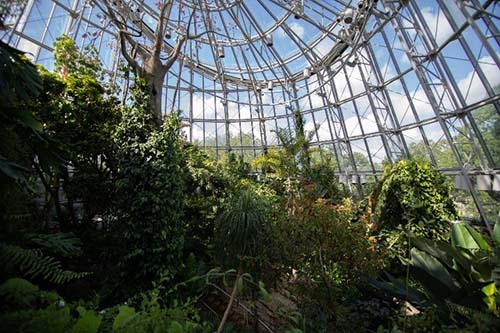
34;36;121;225
372;159;456;239
0;279;211;333
371;159;456;263
0;40;46;230
183;145;239;263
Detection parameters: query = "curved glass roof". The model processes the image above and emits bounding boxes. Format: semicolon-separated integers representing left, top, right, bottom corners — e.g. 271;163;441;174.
2;0;500;227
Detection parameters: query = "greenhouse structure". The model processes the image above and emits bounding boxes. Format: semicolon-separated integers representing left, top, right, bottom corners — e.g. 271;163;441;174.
1;0;500;331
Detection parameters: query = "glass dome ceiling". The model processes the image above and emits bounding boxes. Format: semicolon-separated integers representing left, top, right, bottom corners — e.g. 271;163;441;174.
2;0;500;227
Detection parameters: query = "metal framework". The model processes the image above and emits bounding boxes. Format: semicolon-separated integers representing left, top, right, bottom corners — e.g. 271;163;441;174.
3;0;500;228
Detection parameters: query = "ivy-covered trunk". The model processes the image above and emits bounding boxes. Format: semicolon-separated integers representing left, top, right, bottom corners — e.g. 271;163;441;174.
111;93;187;298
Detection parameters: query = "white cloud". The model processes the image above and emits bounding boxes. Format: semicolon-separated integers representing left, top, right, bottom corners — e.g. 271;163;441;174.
314;38;334;57
304;119;331;141
192;93;216;119
421;7;453;44
457;54;500;104
277;22;305;39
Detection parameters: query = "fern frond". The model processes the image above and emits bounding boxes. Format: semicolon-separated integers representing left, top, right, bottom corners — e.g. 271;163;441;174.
27;232;82;257
0;243;90;284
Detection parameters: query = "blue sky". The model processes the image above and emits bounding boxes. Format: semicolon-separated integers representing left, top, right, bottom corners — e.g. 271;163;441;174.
8;0;500;158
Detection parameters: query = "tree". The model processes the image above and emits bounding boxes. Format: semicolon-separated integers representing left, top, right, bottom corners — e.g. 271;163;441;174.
473;102;500;167
31;35;121;226
98;0;213;127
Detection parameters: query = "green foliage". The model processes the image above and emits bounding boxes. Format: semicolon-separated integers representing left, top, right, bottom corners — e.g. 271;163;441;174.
214;190;274;270
0;40;45;225
251;110;317;180
1;303;73;333
0;279;212;333
372;159;456;241
371;222;500;328
0;279;70;333
28;232;82;257
53;35;102;80
113;305;137;331
307;154;343;203
0;243;90;284
0;278;59;310
0;40;42;114
110;294;211;333
275;194;382;328
473;102;500;167
183;145;239;262
408;223;499;314
408;98;500;222
111;84;187;295
0;278;39;308
250;114;342;207
71;306;102;333
34;36;121;224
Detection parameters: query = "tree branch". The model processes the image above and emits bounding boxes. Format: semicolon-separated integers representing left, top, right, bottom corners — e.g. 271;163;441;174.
162;9;196;71
187;29;215;39
118;30;139;72
154;1;172;58
99;0;141;71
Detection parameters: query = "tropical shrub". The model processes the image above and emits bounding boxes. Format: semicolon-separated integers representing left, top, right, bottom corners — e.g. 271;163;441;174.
183;145;239;264
0;40;47;230
407;222;500;314
33;36;121;226
370;222;500;330
371;159;456;263
214;189;274;272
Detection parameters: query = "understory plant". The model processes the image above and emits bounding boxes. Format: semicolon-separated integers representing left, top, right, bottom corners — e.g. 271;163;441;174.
182;145;241;264
370;221;500;331
0;278;212;333
214;189;274;332
276;190;383;331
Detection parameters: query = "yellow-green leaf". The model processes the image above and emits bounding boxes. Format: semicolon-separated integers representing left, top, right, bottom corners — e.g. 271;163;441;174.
481;282;496;297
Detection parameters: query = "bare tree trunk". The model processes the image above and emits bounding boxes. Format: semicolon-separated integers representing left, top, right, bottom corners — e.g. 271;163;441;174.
217;268;243;333
143;59;167;128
